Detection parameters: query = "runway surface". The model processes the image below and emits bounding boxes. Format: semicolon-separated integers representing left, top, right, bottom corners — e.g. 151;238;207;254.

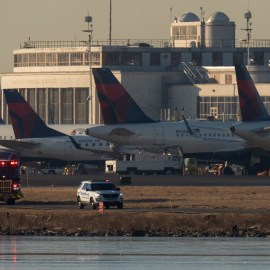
20;173;270;187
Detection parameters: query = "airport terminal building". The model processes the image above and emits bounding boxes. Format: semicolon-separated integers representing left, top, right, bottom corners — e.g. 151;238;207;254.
1;11;270;125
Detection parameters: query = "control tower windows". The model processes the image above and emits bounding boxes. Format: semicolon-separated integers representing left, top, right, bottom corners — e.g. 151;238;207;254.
37;53;45;66
103;52;142;66
29;54;37;66
191;52;202;66
58;53;69;66
46;53;56;66
212;52;223;66
150;53;160;66
70;53;83;66
233;52;243;65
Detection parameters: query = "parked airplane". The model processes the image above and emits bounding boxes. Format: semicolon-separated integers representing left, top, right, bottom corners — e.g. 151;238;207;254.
86;68;252;166
0;89;116;162
230;65;270;173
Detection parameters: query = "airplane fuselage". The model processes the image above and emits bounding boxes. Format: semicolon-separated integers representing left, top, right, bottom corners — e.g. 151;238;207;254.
86;120;247;161
0;125;114;162
232;121;270;152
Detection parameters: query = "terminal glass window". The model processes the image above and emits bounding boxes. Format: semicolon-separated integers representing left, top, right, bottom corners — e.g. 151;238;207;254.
28;89;36;111
85;52;101;66
48;88;60;124
233;52;243;65
37;89;46;122
58;53;69;66
14;54;22;67
46;53;56;66
75;88;88;124
212;52;223;66
70;53;83;66
198;96;239;120
150;53;161;66
225;75;232;84
61;88;73;124
172;26;180;40
252;51;264;66
171;52;181;67
103;52;120;65
122;53;142;66
29;54;37;66
37;53;45;66
191;52;202;66
261;96;270;114
22;54;29;67
103;52;142;66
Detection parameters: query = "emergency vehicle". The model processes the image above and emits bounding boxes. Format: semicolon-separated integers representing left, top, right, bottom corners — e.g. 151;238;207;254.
0;152;23;205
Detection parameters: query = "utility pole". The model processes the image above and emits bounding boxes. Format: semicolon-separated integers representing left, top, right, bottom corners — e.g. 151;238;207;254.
241;11;252;67
82;16;93;124
109;0;112;45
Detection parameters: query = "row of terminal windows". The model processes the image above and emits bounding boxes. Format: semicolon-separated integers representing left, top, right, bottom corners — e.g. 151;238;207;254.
14;52;101;67
2;88;89;124
198;96;270;120
14;50;265;68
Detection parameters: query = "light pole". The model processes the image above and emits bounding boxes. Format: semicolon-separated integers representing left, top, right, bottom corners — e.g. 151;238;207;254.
241;11;252;68
109;0;112;45
82;16;93;124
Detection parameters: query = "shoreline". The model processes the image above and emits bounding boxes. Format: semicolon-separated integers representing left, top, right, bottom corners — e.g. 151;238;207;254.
2;176;270;237
1;209;270;237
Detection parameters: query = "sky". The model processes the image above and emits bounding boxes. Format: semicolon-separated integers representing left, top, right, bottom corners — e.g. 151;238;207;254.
0;0;269;72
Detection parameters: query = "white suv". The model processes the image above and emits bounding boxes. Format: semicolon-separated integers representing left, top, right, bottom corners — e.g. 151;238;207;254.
77;180;124;209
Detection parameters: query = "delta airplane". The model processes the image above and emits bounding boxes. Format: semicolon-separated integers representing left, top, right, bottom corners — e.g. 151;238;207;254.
86;68;252;165
229;65;270;173
0;89;117;162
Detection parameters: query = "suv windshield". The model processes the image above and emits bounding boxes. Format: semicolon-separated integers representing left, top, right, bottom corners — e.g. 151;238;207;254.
91;183;116;191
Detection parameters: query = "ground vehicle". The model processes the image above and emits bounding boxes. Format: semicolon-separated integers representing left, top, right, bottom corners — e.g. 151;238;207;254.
0;152;23;205
105;153;182;175
77;180;124;209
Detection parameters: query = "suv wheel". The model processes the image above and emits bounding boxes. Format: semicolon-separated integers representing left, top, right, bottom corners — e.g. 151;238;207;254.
117;203;123;209
90;198;97;209
77;197;84;209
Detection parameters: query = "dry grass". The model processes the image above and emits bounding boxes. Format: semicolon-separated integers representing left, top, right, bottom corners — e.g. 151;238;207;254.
1;186;270;236
20;186;270;211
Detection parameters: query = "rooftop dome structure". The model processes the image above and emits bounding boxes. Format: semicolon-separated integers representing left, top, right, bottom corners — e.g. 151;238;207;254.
207;12;230;23
179;12;200;22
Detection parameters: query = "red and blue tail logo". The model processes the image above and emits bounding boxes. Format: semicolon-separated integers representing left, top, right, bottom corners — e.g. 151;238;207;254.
4;90;64;139
92;68;156;124
235;65;270;122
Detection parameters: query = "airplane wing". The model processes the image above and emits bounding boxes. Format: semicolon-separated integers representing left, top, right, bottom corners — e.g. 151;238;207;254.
0;140;40;150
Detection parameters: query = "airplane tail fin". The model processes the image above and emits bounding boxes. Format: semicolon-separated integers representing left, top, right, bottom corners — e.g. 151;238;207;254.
235;64;270;121
4;90;65;139
92;68;156;124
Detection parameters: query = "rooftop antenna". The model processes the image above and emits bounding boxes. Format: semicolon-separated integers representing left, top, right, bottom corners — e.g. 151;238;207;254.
241;10;252;68
200;6;205;22
109;0;112;45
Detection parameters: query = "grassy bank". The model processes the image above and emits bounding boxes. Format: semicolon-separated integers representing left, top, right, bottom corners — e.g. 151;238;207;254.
1;186;270;237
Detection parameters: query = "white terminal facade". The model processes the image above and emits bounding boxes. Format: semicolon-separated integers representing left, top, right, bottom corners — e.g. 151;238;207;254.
1;11;270;125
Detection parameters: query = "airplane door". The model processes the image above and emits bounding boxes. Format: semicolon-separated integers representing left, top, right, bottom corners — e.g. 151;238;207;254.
65;142;73;154
154;127;164;145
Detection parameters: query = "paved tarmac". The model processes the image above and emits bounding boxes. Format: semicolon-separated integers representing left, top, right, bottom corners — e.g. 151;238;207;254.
20;173;270;187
